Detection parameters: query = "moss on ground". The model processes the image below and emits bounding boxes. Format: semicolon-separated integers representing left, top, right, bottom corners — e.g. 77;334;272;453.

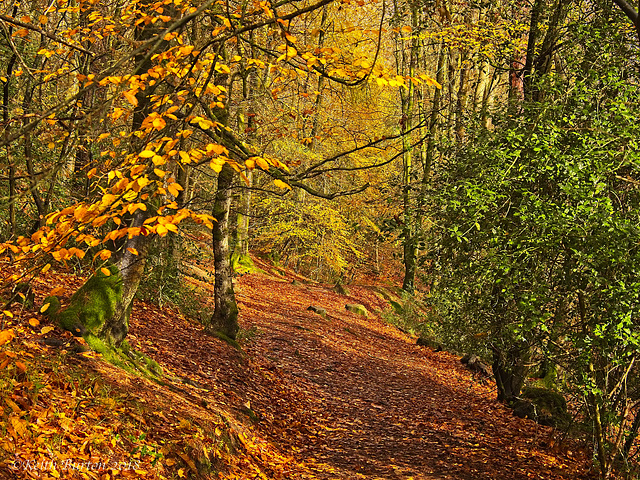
41;265;163;382
231;252;263;275
85;335;163;379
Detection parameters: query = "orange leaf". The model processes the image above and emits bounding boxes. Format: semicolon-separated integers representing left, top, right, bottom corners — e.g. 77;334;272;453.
0;329;14;346
98;249;112;261
123;90;138;106
156;224;169;237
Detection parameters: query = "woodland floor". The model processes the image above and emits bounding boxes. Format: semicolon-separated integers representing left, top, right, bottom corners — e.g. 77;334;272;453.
128;265;596;480
0;260;598;479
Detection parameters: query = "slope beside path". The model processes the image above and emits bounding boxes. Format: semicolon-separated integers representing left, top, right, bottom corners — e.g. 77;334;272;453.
130;271;595;480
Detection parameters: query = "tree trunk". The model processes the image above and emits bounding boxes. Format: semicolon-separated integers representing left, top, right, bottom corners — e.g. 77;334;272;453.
209;162;239;339
492;343;528;402
103;211;151;345
52;11;164;347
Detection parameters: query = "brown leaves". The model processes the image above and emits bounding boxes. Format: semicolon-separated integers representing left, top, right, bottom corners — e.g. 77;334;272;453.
0;263;595;480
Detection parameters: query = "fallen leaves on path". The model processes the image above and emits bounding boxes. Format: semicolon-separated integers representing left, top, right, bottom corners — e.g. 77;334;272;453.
0;264;596;479
131;271;596;480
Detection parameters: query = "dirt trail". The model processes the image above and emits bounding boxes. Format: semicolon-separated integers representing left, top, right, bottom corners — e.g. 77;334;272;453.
130;271;595;479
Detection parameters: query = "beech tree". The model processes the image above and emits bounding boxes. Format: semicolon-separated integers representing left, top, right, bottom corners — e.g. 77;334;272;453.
0;0;439;344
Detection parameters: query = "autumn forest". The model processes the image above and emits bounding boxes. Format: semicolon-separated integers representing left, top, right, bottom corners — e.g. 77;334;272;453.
1;0;640;478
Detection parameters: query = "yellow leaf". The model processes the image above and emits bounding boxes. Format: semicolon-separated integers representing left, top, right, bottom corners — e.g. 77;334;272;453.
245;158;255;170
99;249;112;261
0;329;14;346
40;303;50;313
29;318;39;327
41;263;51;273
10;416;28;439
152;117;166;130
5;398;21;413
2;310;13;318
126;248;139;255
178;151;190;163
152;155;165;165
100;267;111;277
255;157;270;170
40;326;54;334
123;90;138;106
207;144;226;155
401;25;412;33
273;179;292;190
154;169;166;178
50;287;64;296
167;183;183;197
139;150;155;158
285;32;297;43
74;205;88;221
38;15;48;25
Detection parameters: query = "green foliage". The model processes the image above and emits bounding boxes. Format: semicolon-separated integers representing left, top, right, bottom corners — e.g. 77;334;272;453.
427;15;640;463
380;291;432;337
252;197;363;281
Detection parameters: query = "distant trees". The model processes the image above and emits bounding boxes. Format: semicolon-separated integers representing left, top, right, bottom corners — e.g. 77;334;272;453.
0;0;439;342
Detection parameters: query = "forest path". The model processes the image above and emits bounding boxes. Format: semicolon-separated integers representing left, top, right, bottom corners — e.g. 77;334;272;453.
131;271;594;479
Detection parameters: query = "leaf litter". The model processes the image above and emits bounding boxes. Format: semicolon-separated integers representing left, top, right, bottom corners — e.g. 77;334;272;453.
0;265;596;479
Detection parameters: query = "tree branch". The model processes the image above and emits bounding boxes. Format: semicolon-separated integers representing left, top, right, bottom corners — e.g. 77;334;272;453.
0;14;94;56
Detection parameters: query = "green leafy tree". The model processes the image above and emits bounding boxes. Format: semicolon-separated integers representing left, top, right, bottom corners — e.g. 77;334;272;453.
428;8;640;476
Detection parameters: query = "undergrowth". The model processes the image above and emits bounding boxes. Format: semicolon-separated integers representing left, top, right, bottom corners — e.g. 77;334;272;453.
380;291;435;338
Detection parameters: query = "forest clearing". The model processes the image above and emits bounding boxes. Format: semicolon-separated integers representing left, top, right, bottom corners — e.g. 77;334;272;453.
2;0;640;478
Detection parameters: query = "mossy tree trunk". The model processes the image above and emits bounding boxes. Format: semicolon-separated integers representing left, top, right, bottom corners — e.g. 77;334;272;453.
208;162;239;339
104;211;151;345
